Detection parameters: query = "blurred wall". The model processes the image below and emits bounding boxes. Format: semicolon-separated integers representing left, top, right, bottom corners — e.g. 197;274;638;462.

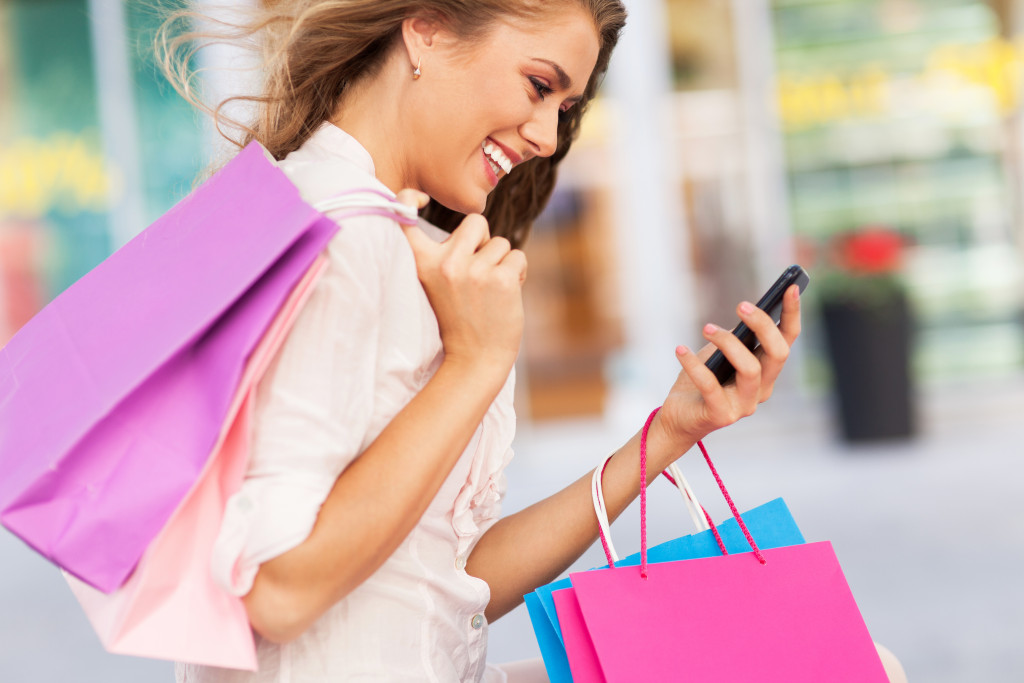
2;1;1023;406
0;0;203;346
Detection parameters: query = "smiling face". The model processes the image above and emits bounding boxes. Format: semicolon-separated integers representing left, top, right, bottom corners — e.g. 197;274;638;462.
400;6;601;214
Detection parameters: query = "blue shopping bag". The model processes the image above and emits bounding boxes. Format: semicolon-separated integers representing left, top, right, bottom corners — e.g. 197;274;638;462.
526;495;805;682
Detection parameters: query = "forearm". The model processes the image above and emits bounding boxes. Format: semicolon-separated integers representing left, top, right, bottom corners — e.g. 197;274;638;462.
244;358;507;642
466;413;692;621
470;290;804;620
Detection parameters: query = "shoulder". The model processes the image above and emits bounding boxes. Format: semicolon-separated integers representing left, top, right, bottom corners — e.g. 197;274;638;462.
279;142;388;209
279;135;408;261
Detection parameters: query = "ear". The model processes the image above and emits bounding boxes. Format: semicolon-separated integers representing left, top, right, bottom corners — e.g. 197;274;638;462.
401;16;442;68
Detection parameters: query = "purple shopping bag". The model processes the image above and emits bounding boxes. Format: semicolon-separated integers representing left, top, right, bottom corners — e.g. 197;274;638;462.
558;411;889;682
0;143;401;593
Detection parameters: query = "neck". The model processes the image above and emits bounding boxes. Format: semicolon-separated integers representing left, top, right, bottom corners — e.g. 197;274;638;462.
330;57;413;193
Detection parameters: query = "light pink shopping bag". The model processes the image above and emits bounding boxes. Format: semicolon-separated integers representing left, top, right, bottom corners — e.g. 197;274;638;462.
65;254;326;670
0;143;337;592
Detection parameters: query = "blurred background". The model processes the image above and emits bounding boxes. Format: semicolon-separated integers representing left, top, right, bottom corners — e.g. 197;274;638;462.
1;0;1022;681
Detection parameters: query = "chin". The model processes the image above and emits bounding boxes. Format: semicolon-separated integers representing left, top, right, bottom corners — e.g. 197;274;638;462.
433;190;489;217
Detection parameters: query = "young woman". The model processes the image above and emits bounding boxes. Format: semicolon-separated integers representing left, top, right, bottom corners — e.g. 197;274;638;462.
161;1;814;681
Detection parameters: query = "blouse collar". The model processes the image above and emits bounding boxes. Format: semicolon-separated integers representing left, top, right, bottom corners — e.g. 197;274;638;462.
306;121;377;178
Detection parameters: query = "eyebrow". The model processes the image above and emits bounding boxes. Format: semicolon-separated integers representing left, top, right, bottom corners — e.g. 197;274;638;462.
531;58;584;103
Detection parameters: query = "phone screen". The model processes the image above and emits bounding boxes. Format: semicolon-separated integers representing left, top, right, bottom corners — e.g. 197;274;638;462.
704;265;810;384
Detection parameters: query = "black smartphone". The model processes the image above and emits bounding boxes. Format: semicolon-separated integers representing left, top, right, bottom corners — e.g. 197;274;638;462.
704;264;810;384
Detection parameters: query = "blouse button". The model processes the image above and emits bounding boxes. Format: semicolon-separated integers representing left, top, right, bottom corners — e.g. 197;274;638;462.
455;555;467;571
471;614;484;630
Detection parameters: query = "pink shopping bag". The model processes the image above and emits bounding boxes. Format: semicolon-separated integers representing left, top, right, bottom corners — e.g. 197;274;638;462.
64;253;326;670
0;144;417;595
0;143;336;592
559;410;889;682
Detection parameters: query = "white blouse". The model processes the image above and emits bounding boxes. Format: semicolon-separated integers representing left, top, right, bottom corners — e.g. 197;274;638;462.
177;123;516;683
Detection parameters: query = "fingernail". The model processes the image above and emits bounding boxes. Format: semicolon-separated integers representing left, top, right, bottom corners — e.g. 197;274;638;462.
676;344;690;356
704;323;719;335
739;301;754;315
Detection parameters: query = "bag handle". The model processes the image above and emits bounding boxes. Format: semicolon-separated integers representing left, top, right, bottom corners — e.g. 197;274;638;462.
591;450;712;567
638;407;766;578
313;188;419;225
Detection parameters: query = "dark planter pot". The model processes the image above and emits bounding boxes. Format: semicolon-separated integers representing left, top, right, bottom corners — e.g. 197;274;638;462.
820;289;915;442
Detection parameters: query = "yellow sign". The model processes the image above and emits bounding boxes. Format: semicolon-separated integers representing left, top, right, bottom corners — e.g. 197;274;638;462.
0;132;114;218
777;37;1024;130
778;67;889;130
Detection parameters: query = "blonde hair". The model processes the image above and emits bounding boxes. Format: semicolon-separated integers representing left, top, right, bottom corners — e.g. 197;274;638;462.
157;0;626;247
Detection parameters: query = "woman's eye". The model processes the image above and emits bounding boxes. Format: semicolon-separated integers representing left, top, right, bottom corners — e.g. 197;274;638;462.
530;77;554;100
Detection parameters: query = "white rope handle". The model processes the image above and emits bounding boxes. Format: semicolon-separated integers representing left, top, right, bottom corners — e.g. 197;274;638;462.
591;454;710;564
313;188;419;224
667;461;711;533
591;454;619;563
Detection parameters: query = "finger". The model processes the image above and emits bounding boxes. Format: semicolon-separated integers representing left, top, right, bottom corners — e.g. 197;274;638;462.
475;235;512;266
399;222;440;262
675;344;726;400
394;189;434;261
777;285;802;346
736;300;789;396
736;300;789;369
395;188;430;210
702;323;760;402
693;341;718;363
752;287;801;397
498;248;528;284
447;214;491;257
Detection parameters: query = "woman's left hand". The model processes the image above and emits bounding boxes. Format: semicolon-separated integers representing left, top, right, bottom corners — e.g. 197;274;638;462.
654;284;802;450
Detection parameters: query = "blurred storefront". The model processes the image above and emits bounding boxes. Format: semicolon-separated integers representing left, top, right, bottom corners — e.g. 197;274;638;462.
522;0;1024;420
774;0;1024;381
1;0;1022;421
0;0;202;346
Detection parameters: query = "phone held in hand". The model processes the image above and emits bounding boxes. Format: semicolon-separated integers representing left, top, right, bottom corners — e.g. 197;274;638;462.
704;264;810;385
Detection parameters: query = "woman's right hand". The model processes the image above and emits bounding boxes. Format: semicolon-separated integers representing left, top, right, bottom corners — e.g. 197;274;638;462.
396;190;527;382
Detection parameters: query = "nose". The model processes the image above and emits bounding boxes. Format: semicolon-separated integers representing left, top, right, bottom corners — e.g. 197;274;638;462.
520;106;559;159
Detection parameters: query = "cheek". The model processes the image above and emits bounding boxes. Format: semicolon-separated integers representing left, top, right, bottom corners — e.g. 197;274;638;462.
462;73;533;130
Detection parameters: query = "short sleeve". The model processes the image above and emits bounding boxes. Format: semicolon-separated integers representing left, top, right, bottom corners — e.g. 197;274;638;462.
211;218;401;596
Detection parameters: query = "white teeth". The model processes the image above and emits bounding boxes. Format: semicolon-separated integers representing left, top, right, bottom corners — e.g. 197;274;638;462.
482;141;513;175
485;156;501;177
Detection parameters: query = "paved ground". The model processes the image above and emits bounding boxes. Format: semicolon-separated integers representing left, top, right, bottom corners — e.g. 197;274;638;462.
2;375;1022;681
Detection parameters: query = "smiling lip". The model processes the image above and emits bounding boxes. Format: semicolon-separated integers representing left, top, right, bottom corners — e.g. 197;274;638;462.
487;138;523;166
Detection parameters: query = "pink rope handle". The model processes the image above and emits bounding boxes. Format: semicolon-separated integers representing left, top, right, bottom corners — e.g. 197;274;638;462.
332;207;418;226
701;504;728;557
597;453;727;569
696;439;766;564
639;408;658;578
638;408;766;578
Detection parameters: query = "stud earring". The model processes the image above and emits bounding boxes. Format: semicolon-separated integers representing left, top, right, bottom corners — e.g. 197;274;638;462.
412;58;421;80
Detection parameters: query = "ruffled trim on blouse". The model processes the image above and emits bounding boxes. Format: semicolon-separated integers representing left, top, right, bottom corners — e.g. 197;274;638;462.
451;370;517;541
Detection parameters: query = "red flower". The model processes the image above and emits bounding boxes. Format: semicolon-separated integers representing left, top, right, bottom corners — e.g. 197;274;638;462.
833;227;905;275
